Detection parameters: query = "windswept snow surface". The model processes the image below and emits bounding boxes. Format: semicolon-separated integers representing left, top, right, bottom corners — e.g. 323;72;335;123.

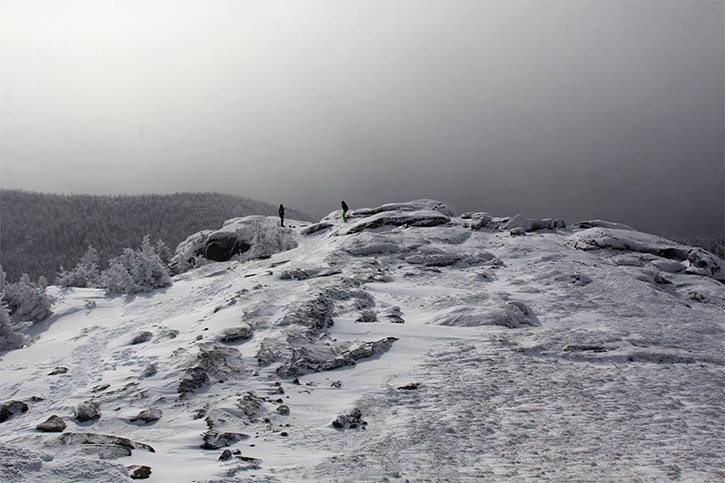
1;204;724;482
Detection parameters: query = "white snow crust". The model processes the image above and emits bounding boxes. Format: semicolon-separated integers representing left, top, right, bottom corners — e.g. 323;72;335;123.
1;200;723;482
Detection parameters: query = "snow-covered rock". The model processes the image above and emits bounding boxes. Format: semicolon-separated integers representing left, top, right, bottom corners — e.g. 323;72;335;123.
170;216;297;272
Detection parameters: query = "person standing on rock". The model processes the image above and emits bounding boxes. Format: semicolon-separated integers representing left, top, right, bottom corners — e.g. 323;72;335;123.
341;200;349;222
279;204;285;227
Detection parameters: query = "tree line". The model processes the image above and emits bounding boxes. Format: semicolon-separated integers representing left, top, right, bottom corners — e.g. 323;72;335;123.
0;190;311;283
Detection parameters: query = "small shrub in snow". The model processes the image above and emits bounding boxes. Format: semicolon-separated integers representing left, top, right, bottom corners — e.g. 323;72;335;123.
3;273;54;322
100;235;172;295
56;245;101;288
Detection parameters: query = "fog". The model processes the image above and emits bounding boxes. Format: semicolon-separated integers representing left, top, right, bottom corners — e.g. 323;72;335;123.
1;0;723;236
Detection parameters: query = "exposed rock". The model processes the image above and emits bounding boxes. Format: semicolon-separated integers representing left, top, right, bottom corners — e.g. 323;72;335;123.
218;326;253;343
571;220;635;231
398;383;420;390
356;309;378;323
383;306;405;324
470;213;493;230
171;216;298;271
332;408;365;429
301;222;333;235
276;405;290;415
438;302;540;328
91;383;110;393
197;343;245;378
344;210;450;235
74;401;101;422
131;331;153;345
140;363;158;378
0;401;29;423
405;252;461;267
128;465;152;479
79;444;132;459
562;344;609;353
130;408;162;424
178;367;210;395
279;294;334;331
235;392;266;423
509;227;526;236
59;432;156;453
275;337;398;378
201;431;249;450
219;449;233;461
48;366;68;376
36;415;66;432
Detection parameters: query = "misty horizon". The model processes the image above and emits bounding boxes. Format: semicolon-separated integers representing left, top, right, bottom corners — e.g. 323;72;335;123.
1;1;723;237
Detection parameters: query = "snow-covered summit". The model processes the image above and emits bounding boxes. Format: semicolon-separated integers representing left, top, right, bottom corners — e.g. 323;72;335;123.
1;200;723;482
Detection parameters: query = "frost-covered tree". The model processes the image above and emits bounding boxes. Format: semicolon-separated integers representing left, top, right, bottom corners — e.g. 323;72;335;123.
154;239;172;266
0;290;26;352
56;245;101;288
4;272;54;321
135;235;172;291
100;236;172;295
100;250;137;295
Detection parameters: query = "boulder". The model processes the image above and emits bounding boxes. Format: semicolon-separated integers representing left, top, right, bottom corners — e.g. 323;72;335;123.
59;432;155;453
332;408;365;429
279;293;334;331
218;326;253;343
197;343;245;378
128;465;152;479
140;363;158;378
200;431;249;450
356;309;378;323
74;401;101;422
438;302;540;328
36;415;66;432
48;366;68;376
0;400;29;423
130;408;162;424
131;331;153;345
178;367;209;395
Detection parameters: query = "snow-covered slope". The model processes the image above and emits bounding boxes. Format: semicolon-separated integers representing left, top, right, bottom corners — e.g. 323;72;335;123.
1;200;723;482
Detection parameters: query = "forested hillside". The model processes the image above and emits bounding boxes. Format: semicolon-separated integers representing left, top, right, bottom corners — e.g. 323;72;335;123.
0;190;311;282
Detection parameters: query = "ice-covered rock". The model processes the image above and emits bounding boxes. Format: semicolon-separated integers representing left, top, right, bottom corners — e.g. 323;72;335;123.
343;210;450;235
178;367;209;395
505;214;566;233
196;343;245;379
130;331;152;345
570;220;635;231
200;431;249;450
218;325;253;343
348;199;456;219
171;216;297;272
438;302;540;328
567;228;724;281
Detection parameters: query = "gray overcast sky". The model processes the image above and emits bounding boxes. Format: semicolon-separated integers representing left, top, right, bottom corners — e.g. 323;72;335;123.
1;0;723;236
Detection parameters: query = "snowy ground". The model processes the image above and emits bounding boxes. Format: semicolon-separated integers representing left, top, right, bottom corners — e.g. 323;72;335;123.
1;201;723;482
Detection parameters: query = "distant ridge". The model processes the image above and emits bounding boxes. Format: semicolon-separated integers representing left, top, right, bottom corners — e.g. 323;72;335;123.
0;190;312;282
